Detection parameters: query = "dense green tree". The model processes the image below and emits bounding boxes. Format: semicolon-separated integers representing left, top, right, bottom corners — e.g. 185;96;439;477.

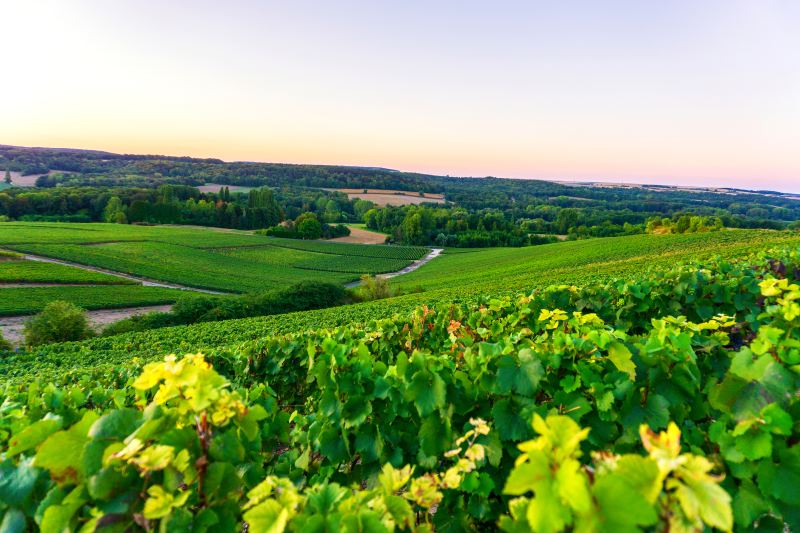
246;188;282;229
556;208;580;233
103;196;127;224
296;212;323;239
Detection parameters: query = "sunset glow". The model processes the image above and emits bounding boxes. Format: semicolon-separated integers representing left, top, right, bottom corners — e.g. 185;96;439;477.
2;0;799;192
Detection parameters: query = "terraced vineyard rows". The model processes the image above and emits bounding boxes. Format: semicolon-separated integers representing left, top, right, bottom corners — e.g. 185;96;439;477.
4;229;800;381
0;259;134;285
394;229;800;292
253;237;430;260
1;247;798;530
0;286;200;316
295;255;411;273
0;223;429;309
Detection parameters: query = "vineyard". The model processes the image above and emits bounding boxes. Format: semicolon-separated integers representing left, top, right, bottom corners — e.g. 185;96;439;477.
3;229;800;378
0;223;428;310
0;259;134;285
256;238;430;261
0;286;201;317
394;229;800;292
1;242;799;530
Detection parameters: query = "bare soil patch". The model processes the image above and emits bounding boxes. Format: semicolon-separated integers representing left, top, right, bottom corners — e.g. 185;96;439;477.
324;188;446;206
333;188;445;199
347;193;446;206
3;170;72;187
328;227;388;244
196;183;255;194
0;304;173;347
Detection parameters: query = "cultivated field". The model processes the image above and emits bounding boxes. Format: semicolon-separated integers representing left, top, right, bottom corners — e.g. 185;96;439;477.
2;169;70;187
328;225;388;244
195;182;256;193
0;223;430;309
393;229;800;294
331;188;447;206
7;228;798;370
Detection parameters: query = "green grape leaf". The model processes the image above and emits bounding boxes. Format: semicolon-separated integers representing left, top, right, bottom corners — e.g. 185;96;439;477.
760;403;792;435
555;458;591;513
608;341;636;380
0;458;40;507
496;350;543;396
593;475;657;531
6;416;63;457
408;370;446;417
342;398;372;428
88;408;141;441
526;481;568;533
40;485;87;533
0;508;26;533
492;399;530;442
613;456;661;504
675;465;733;531
35;411;99;484
503;451;550;495
243;501;290;533
733;480;769;527
735;430;772;461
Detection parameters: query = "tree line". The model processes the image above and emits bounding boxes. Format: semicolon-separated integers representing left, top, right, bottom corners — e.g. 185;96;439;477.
2;144;799;246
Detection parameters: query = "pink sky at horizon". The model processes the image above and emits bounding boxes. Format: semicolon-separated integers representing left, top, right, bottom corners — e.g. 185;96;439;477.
2;1;799;193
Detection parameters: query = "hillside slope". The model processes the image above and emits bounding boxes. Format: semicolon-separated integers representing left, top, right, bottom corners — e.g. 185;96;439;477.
1;244;798;530
3;229;799;382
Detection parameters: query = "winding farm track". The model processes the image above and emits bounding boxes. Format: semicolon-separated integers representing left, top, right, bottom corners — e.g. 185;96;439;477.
20;253;228;295
0;304;174;346
345;248;443;288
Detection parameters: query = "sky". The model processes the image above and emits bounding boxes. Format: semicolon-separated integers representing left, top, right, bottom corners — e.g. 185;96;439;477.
1;0;799;192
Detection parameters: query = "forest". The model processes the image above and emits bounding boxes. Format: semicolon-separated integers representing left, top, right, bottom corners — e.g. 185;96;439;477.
1;145;799;247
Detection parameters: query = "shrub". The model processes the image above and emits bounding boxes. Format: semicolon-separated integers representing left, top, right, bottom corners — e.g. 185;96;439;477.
258;280;348;314
0;330;11;351
24;300;92;346
100;312;176;337
260;225;299;238
102;282;350;336
358;274;392;300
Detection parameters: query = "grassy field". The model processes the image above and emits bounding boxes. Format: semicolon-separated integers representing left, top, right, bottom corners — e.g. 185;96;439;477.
0;223;429;309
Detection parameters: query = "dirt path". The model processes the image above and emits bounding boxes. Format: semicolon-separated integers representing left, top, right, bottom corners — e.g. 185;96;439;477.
0;304;174;347
345;248;443;288
21;253;227;295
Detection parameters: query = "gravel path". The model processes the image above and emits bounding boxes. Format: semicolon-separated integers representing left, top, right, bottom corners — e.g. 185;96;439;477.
0;304;174;347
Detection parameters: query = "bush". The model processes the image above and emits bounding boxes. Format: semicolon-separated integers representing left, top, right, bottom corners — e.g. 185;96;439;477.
102;282;350;336
258;281;348;314
259;225;299;238
0;331;11;351
357;274;392;301
100;312;176;337
24;301;92;346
